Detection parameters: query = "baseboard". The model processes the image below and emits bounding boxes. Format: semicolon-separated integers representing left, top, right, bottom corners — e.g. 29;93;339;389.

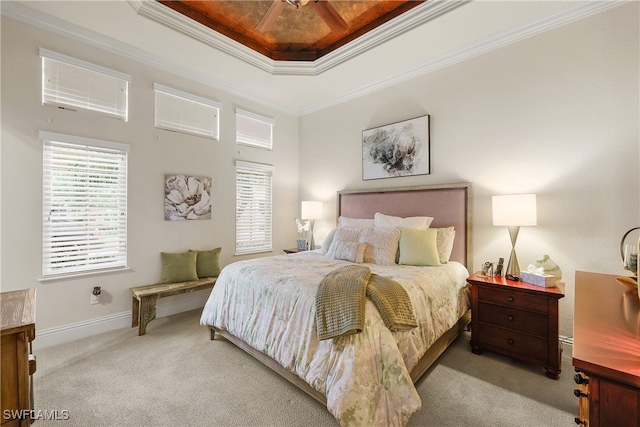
33;293;209;350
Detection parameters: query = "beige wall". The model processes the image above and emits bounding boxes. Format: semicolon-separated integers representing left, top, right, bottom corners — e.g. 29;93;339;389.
1;17;300;331
299;3;640;337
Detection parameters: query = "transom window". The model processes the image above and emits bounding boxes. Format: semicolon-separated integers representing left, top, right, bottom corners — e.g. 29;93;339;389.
154;83;221;139
236;109;274;150
40;48;130;121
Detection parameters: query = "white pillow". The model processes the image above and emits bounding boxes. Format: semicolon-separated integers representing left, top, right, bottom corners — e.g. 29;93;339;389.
325;227;363;259
359;227;401;265
338;216;374;228
321;228;338;253
374;212;433;230
436;227;456;264
331;241;367;263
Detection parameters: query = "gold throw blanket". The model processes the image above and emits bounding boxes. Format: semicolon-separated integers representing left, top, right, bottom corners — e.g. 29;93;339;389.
315;265;418;341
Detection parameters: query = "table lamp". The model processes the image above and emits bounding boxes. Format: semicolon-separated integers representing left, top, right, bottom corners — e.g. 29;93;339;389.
492;194;537;276
301;201;323;250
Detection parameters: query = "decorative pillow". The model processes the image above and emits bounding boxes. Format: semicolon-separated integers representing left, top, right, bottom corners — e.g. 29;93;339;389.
160;251;198;284
398;228;441;266
325;227;363;259
436;227;456;264
190;247;222;278
374;212;433;230
321;228;338;253
330;240;367;263
359;227;401;265
338;216;374;228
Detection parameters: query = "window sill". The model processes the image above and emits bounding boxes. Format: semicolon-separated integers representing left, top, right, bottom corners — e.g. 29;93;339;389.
39;267;132;283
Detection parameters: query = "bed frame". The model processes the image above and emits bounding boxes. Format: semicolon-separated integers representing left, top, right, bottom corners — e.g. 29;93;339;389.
210;182;473;406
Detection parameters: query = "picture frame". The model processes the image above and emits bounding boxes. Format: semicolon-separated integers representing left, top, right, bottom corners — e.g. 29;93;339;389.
362;115;430;180
164;174;212;221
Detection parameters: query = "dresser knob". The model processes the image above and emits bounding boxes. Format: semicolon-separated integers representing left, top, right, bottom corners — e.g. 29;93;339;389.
575;418;586;425
507;338;514;345
507;296;514;302
507;315;514;321
574;374;589;385
574;389;588;398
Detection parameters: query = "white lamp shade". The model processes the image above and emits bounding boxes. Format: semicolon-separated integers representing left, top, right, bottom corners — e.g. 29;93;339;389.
492;194;537;226
301;201;323;220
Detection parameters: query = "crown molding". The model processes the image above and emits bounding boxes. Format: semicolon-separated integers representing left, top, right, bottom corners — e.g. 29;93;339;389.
130;0;467;76
1;1;299;115
299;0;627;116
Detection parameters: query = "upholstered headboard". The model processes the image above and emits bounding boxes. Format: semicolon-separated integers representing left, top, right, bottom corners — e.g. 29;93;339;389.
337;183;473;272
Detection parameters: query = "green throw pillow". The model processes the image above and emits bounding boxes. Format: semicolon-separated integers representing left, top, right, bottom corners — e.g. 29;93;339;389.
160;251;198;284
191;247;222;278
398;228;442;266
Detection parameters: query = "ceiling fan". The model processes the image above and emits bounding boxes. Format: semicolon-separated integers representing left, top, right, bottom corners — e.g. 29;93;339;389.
256;0;349;34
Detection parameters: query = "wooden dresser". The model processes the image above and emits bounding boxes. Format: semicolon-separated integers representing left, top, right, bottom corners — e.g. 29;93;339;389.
573;271;640;427
1;289;36;427
468;272;565;379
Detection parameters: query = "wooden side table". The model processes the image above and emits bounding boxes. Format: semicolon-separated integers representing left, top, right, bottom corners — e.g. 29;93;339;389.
284;248;303;254
1;288;36;426
468;272;565;379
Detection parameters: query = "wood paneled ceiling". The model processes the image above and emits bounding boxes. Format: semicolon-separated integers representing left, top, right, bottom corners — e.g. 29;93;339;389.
158;0;423;61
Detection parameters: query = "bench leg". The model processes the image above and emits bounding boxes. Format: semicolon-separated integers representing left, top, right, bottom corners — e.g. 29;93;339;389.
132;297;140;328
138;295;157;336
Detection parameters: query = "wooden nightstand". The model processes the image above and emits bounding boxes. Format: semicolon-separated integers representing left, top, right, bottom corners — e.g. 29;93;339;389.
283;248;301;254
468;272;565;379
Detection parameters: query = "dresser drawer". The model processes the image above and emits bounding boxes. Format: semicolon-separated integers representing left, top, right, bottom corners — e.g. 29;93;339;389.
478;302;549;337
479;323;549;363
478;286;549;313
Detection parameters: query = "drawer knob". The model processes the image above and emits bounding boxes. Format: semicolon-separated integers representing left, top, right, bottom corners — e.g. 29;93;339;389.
573;389;588;398
574;374;589;385
507;338;514;345
507;296;514;302
575;418;586;425
507;315;514;321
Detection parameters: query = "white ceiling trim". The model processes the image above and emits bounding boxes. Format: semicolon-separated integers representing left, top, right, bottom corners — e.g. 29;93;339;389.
1;1;299;116
299;0;627;116
129;0;467;76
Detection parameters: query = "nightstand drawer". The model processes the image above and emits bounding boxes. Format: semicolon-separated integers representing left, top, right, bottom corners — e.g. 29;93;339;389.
479;323;549;363
478;286;549;313
478;302;549;337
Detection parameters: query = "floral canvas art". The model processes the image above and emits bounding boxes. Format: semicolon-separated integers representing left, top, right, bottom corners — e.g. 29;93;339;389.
362;115;430;180
164;174;212;221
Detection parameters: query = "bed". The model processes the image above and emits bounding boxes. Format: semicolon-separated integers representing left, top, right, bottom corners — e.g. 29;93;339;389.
200;183;473;426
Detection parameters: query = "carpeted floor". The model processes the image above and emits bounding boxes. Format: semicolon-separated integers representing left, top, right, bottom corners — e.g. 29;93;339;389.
33;309;576;426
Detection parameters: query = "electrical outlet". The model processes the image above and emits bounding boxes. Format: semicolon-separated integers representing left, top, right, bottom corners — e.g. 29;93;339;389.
91;294;100;305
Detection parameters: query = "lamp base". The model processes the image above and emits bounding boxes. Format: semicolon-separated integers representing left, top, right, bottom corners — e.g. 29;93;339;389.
505;226;521;276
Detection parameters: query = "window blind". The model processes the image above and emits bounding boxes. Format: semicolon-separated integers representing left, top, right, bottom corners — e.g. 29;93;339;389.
41;131;128;278
236;109;274;150
154;83;221;140
40;48;130;121
235;160;273;255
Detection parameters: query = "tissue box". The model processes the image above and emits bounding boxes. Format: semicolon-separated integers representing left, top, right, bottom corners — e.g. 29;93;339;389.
520;271;556;287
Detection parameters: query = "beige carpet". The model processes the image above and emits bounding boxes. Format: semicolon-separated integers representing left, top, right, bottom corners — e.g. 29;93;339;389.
33;309;576;426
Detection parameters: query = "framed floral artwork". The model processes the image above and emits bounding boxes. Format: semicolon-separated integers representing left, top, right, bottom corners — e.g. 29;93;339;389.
164;174;212;220
362;115;430;180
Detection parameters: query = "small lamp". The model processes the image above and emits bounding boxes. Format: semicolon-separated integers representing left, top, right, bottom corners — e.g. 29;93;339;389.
301;201;323;250
492;194;537;276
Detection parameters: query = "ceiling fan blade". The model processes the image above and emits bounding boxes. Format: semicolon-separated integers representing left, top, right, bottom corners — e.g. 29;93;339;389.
256;0;286;33
311;0;348;33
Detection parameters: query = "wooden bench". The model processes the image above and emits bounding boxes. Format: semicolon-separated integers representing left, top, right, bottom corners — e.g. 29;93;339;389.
130;277;216;336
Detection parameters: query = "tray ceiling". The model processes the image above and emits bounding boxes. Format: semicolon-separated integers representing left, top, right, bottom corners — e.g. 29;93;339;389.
158;0;423;62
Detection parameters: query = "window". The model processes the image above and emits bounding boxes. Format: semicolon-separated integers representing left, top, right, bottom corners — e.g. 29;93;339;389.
235;160;273;255
41;131;128;278
154;83;221;139
236;109;274;150
40;48;130;121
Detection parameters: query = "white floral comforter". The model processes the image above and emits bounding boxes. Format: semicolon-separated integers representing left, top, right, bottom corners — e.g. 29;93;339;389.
200;250;470;426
